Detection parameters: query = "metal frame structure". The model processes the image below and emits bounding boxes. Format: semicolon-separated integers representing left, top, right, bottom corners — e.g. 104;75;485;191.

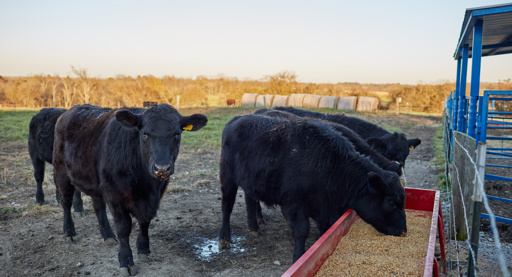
448;4;512;277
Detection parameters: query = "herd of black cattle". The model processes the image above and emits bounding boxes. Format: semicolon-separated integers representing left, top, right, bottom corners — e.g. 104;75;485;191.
27;104;421;276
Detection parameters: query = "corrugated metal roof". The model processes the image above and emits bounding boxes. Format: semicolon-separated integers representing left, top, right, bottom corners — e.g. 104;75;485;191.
453;3;512;59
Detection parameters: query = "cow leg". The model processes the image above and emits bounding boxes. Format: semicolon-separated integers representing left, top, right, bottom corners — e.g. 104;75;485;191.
55;173;77;241
113;208;136;276
91;196;117;244
281;206;310;262
245;195;262;236
31;156;46;205
218;179;238;249
136;221;154;263
256;202;266;225
72;190;84;213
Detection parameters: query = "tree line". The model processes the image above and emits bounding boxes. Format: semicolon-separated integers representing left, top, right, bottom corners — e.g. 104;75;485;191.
1;68;510;113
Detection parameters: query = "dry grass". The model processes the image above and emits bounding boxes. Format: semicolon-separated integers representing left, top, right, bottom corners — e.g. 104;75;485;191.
21;204;61;217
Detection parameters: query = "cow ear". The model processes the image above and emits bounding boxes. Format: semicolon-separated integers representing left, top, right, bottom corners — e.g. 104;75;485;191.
408;138;421;150
181;114;208;131
367;137;386;152
116;110;141;130
367;172;386;194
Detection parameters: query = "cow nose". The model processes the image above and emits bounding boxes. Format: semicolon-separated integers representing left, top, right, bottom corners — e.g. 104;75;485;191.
153;163;172;179
154;163;171;172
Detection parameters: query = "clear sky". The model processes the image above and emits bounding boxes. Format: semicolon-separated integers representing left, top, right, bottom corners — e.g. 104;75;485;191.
1;0;511;84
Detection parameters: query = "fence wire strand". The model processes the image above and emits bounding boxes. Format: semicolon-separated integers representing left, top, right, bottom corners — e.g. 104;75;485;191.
451;132;511;277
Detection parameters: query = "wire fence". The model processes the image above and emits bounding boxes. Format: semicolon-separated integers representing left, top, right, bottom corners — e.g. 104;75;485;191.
443;105;511;277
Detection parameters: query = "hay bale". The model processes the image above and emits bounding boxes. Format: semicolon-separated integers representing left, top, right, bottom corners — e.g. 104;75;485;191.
337;96;358;111
271;95;289;107
357;96;379;112
255;95;275;107
302;94;322;108
318;96;339;109
288;94;307;108
241;93;259;107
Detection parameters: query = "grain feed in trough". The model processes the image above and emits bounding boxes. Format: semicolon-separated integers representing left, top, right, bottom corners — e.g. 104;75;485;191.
282;188;447;277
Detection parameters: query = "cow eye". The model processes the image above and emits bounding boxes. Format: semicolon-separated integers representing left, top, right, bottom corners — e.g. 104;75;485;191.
142;132;148;138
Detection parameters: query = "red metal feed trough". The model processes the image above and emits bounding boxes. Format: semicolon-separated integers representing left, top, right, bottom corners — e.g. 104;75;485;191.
282;188;446;277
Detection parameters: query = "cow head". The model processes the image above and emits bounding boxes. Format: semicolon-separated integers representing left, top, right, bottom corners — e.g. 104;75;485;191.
353;171;407;236
115;104;207;179
366;132;421;165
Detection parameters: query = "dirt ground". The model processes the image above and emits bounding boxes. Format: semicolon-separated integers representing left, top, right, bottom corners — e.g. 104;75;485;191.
0;109;510;276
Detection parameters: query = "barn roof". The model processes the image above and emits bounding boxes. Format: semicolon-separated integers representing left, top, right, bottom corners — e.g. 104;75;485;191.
453;3;512;59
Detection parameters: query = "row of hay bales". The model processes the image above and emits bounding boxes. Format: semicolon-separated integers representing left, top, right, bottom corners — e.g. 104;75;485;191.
241;93;379;112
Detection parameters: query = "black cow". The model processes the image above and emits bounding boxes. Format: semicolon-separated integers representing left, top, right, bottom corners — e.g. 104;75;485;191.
273;107;421;165
53;104;207;275
218;114;407;262
28;108;83;212
254;109;403;176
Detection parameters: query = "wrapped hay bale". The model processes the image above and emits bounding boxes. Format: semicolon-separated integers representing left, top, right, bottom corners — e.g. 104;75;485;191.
255;95;274;107
288;94;307;108
318;96;339;109
241;93;259;107
271;95;289;107
302;94;322;108
337;96;358;111
357;96;379;112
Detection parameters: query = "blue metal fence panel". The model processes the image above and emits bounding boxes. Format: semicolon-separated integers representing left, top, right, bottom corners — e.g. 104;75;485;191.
468;20;483;138
481;213;512;225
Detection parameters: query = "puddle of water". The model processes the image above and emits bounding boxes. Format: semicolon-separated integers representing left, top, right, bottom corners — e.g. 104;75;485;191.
192;236;246;261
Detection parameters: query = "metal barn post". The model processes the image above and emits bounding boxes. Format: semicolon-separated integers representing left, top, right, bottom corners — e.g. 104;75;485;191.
453;59;462;131
468;20;483;138
457;46;469;132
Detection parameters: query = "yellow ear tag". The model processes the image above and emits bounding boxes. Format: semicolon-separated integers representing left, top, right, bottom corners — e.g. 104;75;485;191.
183;124;193;131
409;146;415;150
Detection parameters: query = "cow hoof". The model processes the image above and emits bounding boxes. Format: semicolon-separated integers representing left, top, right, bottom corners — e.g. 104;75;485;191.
138;253;154;263
73;211;86;217
120;265;138;276
104;237;119;246
249;229;264;237
218;239;231;249
66;235;80;243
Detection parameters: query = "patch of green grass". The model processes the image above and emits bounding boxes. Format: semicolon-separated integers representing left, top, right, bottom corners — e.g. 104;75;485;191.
2;206;21;214
432;125;445;168
0;110;38;141
380;124;403;133
432;124;448;190
181;114;236;149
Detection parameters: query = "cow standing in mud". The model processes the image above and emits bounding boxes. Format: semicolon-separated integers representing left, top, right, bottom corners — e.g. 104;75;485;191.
53;104;207;276
218;114;407;262
28;108;83;211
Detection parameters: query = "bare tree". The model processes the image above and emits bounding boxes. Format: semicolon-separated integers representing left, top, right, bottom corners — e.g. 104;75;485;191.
49;77;61;107
62;77;76;108
71;66;95;104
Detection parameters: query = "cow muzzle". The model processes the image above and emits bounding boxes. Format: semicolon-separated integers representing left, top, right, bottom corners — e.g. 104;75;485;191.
152;163;173;179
